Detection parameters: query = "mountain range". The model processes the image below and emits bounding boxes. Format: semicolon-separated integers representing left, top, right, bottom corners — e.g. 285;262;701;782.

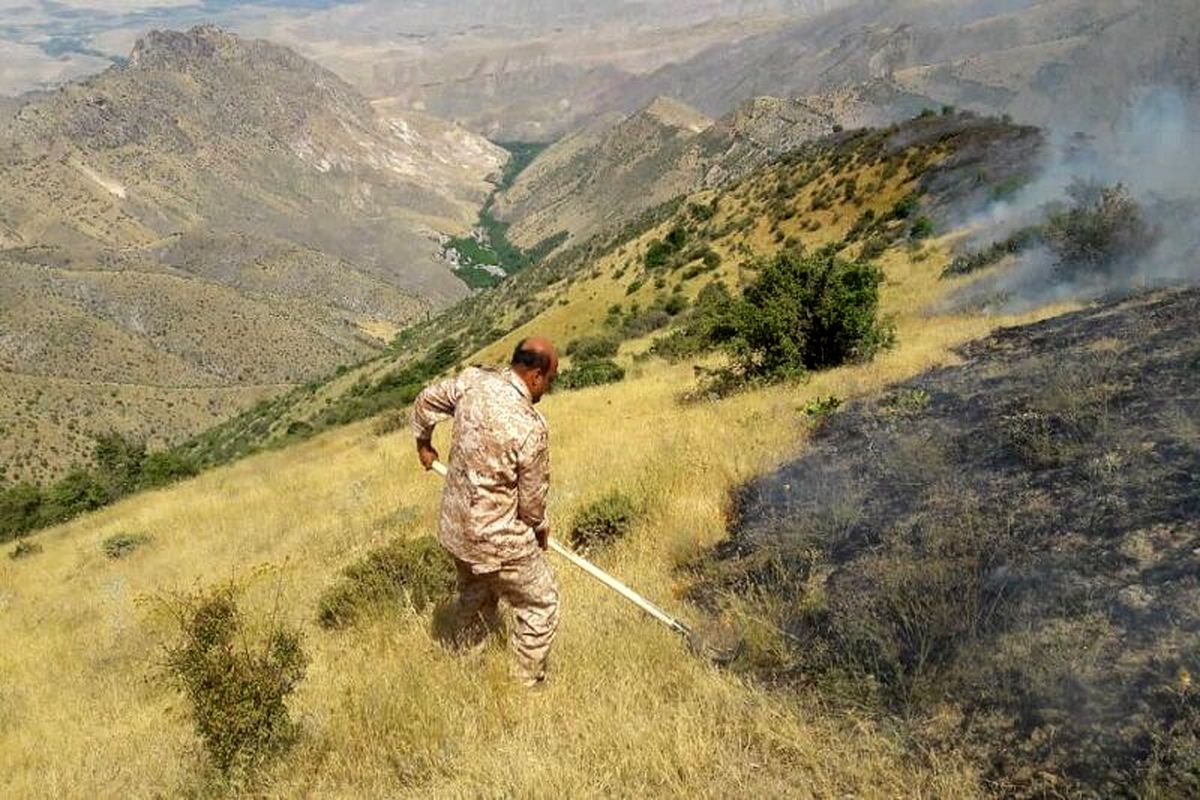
0;25;503;484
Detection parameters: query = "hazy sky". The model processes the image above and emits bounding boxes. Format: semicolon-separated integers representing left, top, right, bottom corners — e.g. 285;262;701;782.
0;0;356;94
0;0;831;95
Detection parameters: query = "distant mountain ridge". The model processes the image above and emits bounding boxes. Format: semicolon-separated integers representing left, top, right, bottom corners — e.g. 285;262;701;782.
493;83;928;253
616;0;1200;135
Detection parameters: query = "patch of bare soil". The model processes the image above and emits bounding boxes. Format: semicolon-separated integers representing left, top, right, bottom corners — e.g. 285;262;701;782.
706;288;1200;797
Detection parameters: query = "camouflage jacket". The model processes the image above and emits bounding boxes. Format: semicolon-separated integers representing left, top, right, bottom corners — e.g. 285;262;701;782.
412;367;549;571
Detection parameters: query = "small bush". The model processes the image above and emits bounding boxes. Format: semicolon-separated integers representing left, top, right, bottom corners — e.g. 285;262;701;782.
910;216;934;240
163;587;307;777
557;360;626;391
942;226;1042;278
663;294;689;316
0;483;45;543
883;388;931;417
317;536;455;629
372;409;410;437
1046;181;1157;280
140;450;199;488
643;240;673;270
621;308;671;338
8;539;42;560
890;193;920;220
566;334;620;361
570;491;640;552
801;396;842;418
102;532;152;559
860;235;889;260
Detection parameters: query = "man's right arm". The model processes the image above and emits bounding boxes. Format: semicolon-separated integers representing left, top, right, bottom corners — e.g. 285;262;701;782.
516;426;550;549
411;374;463;470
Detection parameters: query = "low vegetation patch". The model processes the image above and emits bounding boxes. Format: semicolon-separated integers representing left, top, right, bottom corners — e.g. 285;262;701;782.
696;249;892;395
0;433;198;543
162;586;307;779
317;536;455;630
565;333;620;361
942;226;1043;278
102;532;152;559
557;359;626;392
569;491;640;553
8;539;42;560
655;248;893;392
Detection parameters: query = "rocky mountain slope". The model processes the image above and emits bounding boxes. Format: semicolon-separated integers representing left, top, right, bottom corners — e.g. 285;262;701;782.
0;25;505;483
492;85;929;254
265;0;855;141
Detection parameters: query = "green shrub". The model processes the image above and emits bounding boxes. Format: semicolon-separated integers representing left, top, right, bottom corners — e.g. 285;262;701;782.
8;539;42;560
93;432;146;495
163;587;307;777
688;201;716;222
724;249;892;382
102;532;152;559
1045;181;1157;280
643;240;673;270
569;491;640;552
650;282;738;362
566;334;620;361
0;483;45;543
41;468;110;522
140;450;199;488
317;536;455;630
800;396;842;418
942;226;1042;278
663;294;689;316
910;216;935;240
890;193;920;220
557;360;626;391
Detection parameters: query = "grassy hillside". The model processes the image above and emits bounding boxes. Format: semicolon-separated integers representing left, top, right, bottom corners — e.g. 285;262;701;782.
173;110;1041;474
0;233;1069;798
0;110;1091;797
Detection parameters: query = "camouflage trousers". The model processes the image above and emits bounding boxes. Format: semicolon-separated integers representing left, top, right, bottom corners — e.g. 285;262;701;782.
452;551;559;686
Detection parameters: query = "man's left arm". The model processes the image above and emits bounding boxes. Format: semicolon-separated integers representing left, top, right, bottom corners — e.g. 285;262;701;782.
516;426;550;549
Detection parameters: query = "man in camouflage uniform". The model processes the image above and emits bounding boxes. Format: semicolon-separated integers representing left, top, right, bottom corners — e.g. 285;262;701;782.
412;336;560;686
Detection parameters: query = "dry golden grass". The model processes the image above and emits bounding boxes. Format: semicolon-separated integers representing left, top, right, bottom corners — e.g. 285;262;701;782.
0;233;1072;797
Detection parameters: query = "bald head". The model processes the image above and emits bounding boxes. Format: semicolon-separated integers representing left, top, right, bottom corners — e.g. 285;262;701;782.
511;336;559;403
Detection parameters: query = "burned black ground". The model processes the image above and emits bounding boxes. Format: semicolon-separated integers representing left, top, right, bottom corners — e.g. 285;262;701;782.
704;288;1200;798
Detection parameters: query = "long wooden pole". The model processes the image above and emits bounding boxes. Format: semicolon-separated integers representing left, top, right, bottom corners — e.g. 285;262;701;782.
430;460;691;638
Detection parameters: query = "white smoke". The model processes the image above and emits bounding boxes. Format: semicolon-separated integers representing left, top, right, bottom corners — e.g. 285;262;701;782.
952;87;1200;311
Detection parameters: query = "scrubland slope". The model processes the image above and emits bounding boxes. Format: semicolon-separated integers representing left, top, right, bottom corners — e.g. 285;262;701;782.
1;111;1087;798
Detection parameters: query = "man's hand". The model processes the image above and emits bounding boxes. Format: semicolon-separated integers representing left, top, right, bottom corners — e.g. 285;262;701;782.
417;439;440;471
535;524;549;551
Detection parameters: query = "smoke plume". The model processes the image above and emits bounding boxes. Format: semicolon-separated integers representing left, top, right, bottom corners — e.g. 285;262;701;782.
951;87;1200;311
